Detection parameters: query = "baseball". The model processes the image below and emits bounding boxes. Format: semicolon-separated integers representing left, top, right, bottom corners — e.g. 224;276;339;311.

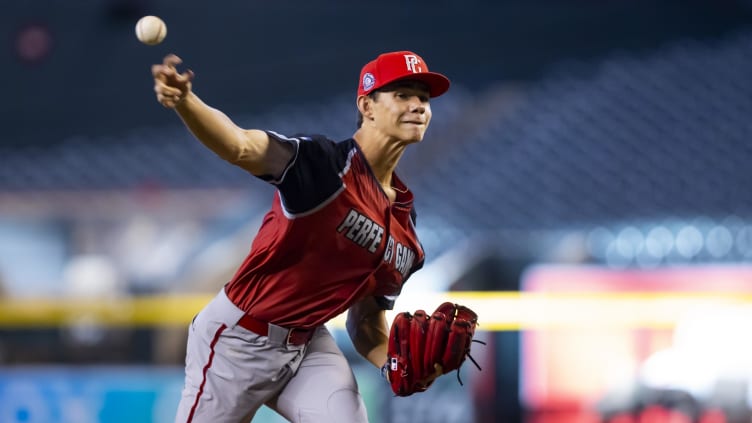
135;15;167;45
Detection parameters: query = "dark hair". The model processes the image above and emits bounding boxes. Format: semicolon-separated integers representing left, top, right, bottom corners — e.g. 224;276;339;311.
356;79;431;128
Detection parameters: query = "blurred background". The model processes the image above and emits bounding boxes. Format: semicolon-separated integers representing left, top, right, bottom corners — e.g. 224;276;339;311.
2;0;752;422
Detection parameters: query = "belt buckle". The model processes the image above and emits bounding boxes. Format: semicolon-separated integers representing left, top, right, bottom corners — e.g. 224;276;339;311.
286;328;312;345
286;328;298;345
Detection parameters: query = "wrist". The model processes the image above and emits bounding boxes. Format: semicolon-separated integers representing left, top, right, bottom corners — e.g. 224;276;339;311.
174;90;194;110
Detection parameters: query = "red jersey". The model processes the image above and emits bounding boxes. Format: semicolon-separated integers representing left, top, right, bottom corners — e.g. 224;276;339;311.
224;132;425;328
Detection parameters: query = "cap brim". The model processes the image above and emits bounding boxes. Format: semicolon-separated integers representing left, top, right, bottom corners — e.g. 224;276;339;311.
389;72;451;98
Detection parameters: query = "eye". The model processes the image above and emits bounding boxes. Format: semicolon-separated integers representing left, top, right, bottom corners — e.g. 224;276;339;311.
396;92;409;100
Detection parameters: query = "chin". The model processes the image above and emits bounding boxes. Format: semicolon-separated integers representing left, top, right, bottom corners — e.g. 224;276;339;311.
402;130;426;144
401;136;423;145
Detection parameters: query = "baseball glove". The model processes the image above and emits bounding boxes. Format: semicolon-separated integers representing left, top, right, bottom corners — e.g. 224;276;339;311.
385;302;484;396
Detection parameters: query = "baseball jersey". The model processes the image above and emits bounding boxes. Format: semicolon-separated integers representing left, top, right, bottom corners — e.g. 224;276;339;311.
224;131;425;329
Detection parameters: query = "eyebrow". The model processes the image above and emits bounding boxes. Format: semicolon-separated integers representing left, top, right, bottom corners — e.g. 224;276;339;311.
380;80;430;93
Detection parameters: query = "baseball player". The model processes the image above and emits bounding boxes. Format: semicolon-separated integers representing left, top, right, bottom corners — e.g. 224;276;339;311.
151;50;450;423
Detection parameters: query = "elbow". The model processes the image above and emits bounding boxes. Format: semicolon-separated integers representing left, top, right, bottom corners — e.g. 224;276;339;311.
220;135;249;164
221;129;270;174
223;146;247;166
222;136;261;173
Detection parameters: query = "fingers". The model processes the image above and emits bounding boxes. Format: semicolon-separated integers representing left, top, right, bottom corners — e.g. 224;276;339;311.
151;54;193;108
158;96;182;109
163;53;182;68
154;79;187;108
151;54;191;81
431;363;443;379
152;66;192;85
155;90;184;108
151;54;179;78
183;69;195;83
417;363;444;387
151;64;166;80
154;80;182;97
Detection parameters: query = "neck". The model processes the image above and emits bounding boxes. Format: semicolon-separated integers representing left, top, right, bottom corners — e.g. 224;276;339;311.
352;129;407;187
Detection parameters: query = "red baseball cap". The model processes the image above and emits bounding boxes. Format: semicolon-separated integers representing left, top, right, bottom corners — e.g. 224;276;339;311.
357;51;450;98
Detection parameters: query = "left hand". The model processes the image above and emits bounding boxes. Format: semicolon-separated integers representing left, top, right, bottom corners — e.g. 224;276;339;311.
416;363;443;388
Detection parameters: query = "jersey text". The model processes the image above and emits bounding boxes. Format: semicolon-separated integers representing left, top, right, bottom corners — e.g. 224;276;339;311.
336;209;385;253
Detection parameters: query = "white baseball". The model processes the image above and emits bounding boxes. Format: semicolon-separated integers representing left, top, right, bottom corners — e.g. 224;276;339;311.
135;15;167;46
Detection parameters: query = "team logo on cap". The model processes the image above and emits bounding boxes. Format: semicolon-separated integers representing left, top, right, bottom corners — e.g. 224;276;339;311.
404;54;422;73
362;72;375;92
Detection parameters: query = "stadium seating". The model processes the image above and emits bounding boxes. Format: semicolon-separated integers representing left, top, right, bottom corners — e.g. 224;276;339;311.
1;30;752;290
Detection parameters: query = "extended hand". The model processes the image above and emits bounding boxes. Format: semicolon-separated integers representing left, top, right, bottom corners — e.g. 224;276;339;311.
151;53;194;108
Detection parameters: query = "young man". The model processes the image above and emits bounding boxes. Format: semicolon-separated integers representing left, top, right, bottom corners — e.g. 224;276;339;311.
151;50;450;423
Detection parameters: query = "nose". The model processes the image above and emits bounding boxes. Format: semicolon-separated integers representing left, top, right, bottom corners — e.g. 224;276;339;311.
409;97;426;114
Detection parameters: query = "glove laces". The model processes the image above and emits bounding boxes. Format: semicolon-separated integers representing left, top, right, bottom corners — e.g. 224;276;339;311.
456;339;487;386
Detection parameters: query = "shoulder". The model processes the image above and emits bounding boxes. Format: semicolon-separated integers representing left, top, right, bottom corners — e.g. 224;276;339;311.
272;134;358;214
289;134;357;164
270;131;352;152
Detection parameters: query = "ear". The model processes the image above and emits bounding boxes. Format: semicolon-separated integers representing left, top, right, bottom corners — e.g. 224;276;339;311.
357;95;375;122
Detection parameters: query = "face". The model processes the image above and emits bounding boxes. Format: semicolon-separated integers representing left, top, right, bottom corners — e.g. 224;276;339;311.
363;82;432;143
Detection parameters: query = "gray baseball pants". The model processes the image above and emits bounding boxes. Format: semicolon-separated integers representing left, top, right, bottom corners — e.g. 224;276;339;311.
174;288;370;423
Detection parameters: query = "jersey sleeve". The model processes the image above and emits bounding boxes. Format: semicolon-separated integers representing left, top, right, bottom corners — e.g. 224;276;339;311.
261;131;347;215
